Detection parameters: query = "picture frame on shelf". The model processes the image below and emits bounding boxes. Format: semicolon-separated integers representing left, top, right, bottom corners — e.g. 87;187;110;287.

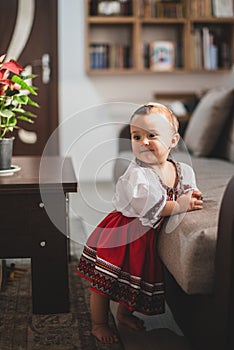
150;41;175;71
212;0;234;17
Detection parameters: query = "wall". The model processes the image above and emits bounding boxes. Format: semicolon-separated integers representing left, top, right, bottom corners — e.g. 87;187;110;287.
58;0;229;182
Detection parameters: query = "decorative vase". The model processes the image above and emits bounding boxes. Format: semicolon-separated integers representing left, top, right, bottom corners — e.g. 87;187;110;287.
0;137;14;170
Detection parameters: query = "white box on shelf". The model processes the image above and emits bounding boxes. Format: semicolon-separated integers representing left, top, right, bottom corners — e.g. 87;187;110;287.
212;0;234;17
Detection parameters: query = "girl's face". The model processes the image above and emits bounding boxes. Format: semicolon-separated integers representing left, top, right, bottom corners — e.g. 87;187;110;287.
130;112;179;165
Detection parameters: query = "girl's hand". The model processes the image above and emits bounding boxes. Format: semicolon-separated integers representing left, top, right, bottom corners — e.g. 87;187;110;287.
177;192;203;212
192;190;203;200
188;196;203;211
161;191;203;216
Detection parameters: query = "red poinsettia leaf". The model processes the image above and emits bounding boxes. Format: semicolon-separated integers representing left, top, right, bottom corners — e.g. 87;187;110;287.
0;70;5;80
1;59;23;75
0;78;11;86
0;83;8;95
0;69;9;80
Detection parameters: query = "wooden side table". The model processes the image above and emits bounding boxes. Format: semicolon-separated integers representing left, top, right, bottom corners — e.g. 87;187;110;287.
0;156;77;314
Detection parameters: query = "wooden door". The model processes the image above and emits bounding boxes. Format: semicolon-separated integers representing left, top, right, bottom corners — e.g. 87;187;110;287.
0;0;58;155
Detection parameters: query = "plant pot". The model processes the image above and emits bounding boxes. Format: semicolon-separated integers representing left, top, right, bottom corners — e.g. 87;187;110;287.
0;137;14;170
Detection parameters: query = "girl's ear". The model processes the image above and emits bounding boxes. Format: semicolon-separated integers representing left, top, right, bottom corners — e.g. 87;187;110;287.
170;132;180;148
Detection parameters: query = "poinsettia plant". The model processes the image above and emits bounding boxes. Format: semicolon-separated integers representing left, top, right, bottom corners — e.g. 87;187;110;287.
0;54;39;139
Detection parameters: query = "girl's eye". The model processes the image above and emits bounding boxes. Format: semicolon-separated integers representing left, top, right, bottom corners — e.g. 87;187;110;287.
133;135;141;141
149;133;158;139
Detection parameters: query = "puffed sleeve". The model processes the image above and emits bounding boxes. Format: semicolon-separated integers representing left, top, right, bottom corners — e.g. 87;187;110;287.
112;162;167;227
180;162;199;192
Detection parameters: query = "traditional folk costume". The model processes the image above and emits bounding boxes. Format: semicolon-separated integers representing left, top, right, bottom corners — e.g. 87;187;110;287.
77;158;198;315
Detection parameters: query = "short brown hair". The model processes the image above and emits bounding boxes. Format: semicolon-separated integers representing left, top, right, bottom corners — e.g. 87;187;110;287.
130;102;179;133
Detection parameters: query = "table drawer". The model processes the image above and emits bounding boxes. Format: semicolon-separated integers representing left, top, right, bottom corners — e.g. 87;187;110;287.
0;192;66;230
0;194;34;230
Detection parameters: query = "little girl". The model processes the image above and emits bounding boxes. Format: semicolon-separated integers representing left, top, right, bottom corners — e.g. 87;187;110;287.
76;103;203;344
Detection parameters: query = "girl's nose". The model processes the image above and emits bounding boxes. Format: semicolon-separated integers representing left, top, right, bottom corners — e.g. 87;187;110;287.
142;136;150;145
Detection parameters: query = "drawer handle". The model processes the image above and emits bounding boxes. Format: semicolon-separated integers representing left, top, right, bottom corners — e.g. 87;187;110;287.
40;241;46;247
39;202;44;208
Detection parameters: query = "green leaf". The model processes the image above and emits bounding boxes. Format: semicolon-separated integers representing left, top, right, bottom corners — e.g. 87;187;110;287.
20;74;37;80
17;116;35;123
11;75;37;95
8;116;17;126
0;109;14;118
14;110;37;118
27;96;39;108
13;95;29;105
12;107;26;114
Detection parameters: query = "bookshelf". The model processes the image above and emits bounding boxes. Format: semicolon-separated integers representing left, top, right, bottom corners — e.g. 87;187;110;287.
85;0;234;74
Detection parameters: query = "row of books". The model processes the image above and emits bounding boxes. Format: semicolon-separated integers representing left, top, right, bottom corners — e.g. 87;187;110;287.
89;43;131;69
192;27;231;69
190;0;234;17
90;41;177;71
190;0;212;17
89;0;234;18
138;0;184;18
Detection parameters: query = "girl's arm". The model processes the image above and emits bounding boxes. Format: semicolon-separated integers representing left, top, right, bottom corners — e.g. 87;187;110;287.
160;191;203;217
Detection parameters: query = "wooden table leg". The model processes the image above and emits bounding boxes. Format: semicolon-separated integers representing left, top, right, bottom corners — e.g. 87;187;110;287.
31;235;69;314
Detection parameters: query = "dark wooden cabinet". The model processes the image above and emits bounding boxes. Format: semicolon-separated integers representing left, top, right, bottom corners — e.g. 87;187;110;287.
0;156;77;314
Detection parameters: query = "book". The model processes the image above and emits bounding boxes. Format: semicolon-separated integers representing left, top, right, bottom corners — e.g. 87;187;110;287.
89;43;109;69
201;27;219;70
202;27;211;69
193;28;202;69
212;0;234;17
204;0;212;16
150;41;175;71
209;44;218;69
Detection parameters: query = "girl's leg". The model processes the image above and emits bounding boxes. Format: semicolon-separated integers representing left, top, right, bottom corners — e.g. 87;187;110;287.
90;291;119;343
117;303;145;331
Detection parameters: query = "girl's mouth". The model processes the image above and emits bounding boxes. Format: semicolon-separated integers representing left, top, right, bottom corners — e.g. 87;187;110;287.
140;149;154;153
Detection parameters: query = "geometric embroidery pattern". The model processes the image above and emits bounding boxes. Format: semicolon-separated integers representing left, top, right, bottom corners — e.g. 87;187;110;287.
77;245;165;315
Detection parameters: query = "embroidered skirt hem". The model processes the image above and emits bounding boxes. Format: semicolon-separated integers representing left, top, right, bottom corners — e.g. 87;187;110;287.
76;211;165;315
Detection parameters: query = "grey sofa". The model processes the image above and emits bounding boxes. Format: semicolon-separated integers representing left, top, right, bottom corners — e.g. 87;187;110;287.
113;68;234;350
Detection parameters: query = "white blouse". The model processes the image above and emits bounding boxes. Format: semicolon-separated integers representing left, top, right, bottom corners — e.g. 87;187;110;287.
112;158;198;228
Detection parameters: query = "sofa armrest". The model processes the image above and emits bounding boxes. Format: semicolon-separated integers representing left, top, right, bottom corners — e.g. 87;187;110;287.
162;175;234;349
213;175;234;339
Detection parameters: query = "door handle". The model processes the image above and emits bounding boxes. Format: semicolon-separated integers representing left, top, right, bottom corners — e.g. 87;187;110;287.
41;53;50;84
31;53;51;84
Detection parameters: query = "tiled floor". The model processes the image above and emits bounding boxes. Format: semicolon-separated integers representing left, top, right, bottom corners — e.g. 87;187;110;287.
69;181;192;350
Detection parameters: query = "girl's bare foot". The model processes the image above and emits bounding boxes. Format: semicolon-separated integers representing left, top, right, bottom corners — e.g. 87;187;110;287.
117;308;145;331
92;323;119;344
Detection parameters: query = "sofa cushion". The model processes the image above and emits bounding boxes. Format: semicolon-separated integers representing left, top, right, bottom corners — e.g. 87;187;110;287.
184;87;234;157
158;154;234;294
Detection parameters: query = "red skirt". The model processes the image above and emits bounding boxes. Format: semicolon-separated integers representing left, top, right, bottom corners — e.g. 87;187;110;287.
76;211;164;315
